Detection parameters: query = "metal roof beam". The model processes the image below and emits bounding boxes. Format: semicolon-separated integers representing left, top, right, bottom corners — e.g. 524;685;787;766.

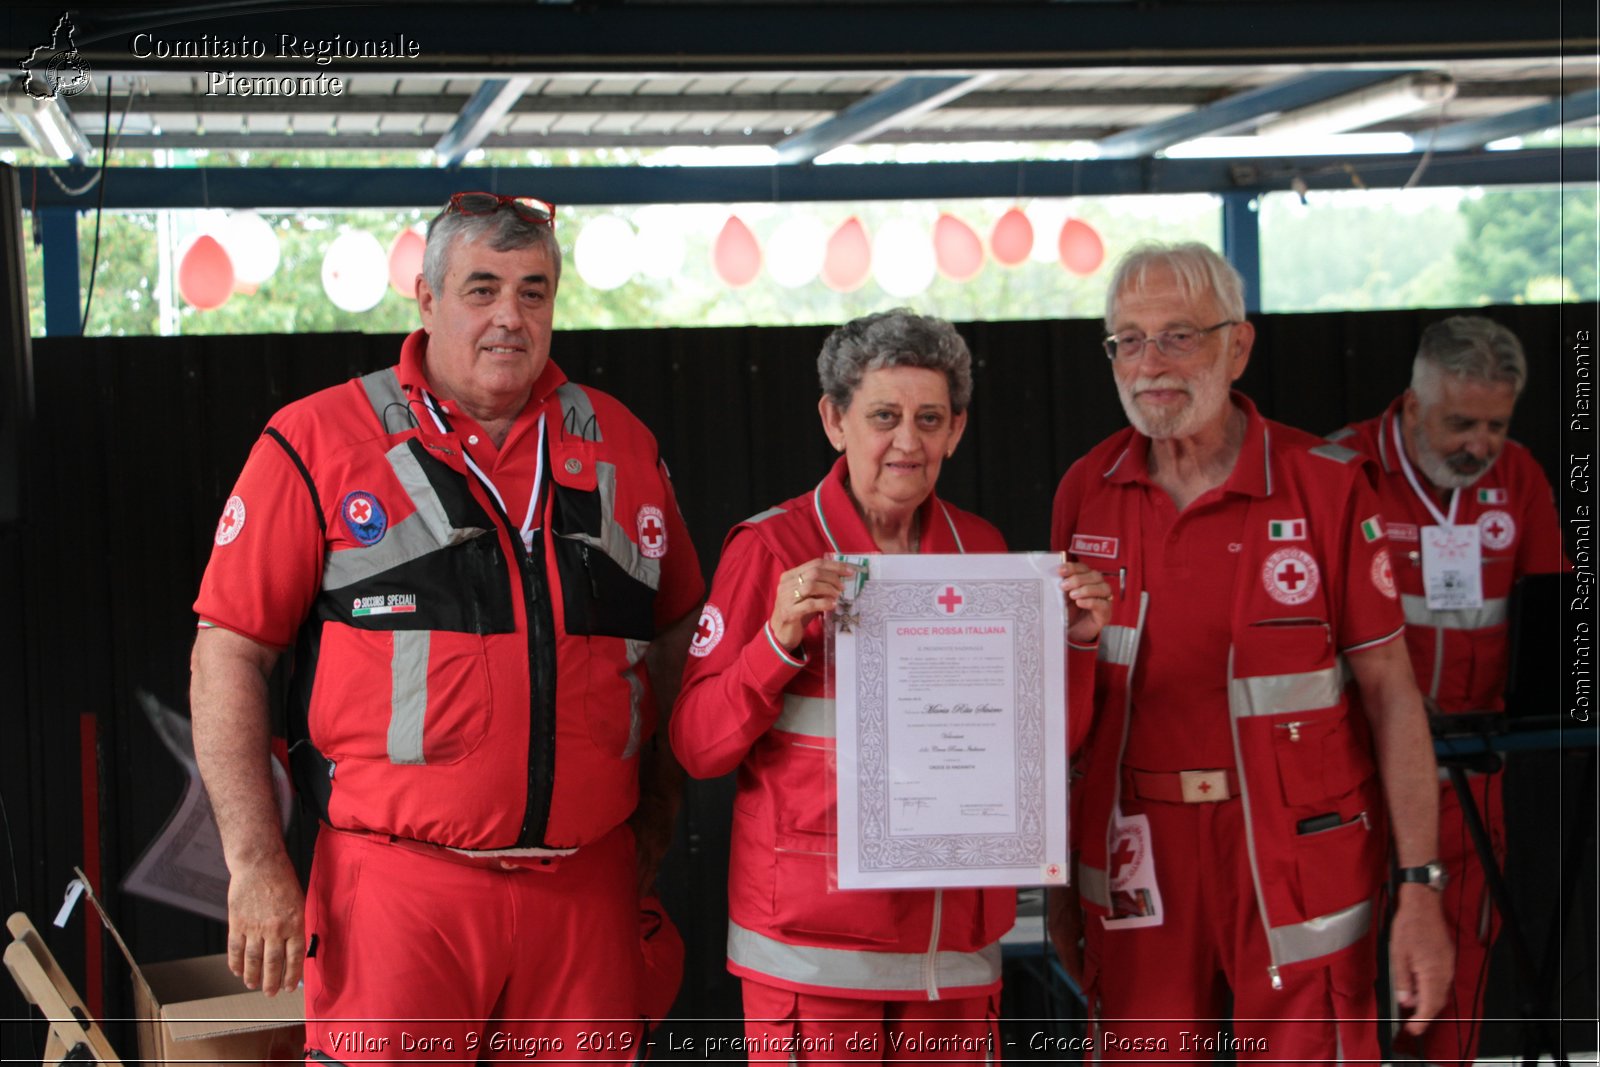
1095;70;1425;159
1426;88;1600;150
432;76;532;167
774;74;991;163
17;149;1587;210
119;86;1233;117
2;123;1132;153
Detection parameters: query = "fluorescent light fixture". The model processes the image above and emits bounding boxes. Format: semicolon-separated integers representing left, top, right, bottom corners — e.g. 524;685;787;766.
1257;73;1456;138
1;76;92;163
1162;132;1416;158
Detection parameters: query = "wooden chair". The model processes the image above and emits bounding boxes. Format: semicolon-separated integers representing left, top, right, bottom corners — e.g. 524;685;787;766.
5;912;123;1067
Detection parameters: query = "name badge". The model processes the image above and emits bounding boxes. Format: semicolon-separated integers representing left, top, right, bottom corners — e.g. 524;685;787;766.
1421;524;1483;611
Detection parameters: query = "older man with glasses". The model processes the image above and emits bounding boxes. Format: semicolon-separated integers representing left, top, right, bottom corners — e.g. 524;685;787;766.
1047;241;1452;1061
190;191;704;1059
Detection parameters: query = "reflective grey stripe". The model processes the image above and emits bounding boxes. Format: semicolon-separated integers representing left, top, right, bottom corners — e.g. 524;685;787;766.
1077;861;1109;910
1097;624;1138;667
388;630;429;765
744;505;787;525
557;382;602;441
1324;427;1355;443
590;461;663;591
622;638;649;759
324;442;490;590
1309;442;1359;465
1229;661;1347;718
360;368;414;433
1266;900;1372;967
727;920;1001;996
1401;594;1508;631
774;693;834;738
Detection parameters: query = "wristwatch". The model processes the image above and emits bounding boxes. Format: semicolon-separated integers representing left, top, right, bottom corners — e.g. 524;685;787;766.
1397;860;1448;891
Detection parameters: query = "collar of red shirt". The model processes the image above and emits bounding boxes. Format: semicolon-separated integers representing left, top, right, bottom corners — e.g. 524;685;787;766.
395;327;568;436
1375;394;1407;474
812;454;955;554
1104;390;1273;499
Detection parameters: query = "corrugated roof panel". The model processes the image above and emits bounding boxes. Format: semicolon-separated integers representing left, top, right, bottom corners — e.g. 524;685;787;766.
635;76;695;95
336;114;381;134
543;76;601;96
550;113;601;134
290;114;335;135
246;112;289;134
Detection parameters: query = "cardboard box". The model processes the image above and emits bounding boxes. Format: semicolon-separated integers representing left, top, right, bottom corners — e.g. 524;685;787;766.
78;870;305;1066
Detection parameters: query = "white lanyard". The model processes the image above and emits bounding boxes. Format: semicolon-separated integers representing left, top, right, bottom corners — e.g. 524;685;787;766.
1391;413;1457;526
423;391;546;552
1392;411;1483;611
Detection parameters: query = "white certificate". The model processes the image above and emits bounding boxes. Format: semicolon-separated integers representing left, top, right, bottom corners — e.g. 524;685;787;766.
833;552;1069;889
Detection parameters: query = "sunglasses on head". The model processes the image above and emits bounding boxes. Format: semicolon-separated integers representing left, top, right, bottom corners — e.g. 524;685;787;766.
446;192;557;227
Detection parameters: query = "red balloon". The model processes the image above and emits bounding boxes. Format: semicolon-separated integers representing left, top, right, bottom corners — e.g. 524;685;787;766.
388;229;426;298
712;215;763;288
933;214;984;282
1058;217;1106;275
820;217;872;292
178;234;235;310
989;207;1033;267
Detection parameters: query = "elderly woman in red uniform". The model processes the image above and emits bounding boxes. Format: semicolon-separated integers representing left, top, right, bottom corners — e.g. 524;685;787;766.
672;309;1109;1061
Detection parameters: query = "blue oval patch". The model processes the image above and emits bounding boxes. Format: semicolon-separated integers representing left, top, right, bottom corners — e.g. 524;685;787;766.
341;490;388;546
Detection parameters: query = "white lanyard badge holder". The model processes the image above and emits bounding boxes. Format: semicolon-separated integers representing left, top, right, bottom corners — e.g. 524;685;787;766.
1393;418;1483;611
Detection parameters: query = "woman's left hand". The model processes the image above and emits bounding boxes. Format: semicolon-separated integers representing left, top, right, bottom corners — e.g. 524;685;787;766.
1060;560;1113;645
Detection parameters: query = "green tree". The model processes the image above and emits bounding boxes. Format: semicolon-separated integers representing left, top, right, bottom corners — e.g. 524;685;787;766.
1453;187;1597;304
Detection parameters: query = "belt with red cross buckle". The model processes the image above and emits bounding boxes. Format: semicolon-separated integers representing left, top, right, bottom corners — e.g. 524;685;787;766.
1127;767;1236;804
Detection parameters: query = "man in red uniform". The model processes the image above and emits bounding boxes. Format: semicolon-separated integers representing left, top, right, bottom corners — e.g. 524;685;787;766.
190;192;703;1060
1048;242;1453;1061
1331;315;1566;1066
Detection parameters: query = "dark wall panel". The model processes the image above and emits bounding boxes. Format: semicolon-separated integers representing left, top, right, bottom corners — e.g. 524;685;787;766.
2;305;1590;1062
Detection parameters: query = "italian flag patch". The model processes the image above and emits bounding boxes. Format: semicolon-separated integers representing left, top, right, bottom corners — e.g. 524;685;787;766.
1268;518;1306;541
1360;516;1383;543
1478;487;1507;504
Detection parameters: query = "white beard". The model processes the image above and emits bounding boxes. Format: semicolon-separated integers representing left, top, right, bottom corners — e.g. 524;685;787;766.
1117;366;1230;440
1407;421;1500;490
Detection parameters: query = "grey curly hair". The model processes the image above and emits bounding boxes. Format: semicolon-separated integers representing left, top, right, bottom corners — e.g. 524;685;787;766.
817;309;974;414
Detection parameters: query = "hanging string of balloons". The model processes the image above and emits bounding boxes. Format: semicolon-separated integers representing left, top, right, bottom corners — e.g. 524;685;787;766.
175;207;1107;311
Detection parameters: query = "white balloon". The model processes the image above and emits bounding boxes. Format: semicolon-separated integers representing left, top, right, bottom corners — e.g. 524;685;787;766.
321;230;389;313
574;216;637;291
633;219;686;280
1026;201;1071;264
220;210;281;285
766;216;827;288
872;218;934;298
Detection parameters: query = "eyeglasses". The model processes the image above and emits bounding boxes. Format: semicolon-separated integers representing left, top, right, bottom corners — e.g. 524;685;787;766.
1103;320;1237;362
446;192;557;228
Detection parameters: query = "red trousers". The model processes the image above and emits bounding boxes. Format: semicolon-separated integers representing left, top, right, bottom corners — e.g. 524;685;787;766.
302;825;643;1064
740;980;999;1063
1394;773;1503;1067
1082;797;1380;1063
